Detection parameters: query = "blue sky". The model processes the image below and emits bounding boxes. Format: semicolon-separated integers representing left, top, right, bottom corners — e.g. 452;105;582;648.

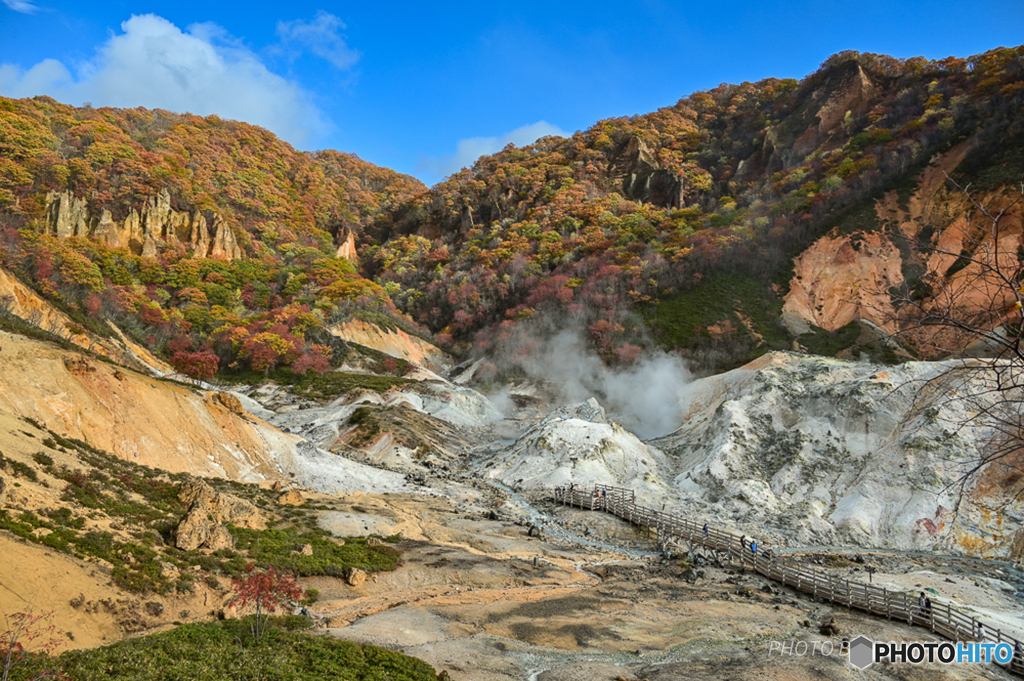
1;1;1021;186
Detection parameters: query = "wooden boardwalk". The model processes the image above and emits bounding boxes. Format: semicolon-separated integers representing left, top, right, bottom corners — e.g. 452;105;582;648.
553;484;1024;675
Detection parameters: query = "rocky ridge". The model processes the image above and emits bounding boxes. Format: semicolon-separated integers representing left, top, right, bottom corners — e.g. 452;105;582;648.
0;265;173;375
45;188;242;259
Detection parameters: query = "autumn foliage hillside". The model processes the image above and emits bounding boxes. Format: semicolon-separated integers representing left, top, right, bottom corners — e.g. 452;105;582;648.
0;47;1022;379
0;97;426;379
366;46;1023;371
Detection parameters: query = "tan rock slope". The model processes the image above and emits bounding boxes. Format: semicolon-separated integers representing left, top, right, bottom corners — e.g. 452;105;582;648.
330;317;453;374
0;330;291;481
0;266;172;375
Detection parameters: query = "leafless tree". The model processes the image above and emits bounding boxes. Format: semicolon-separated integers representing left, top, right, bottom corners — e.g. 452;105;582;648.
890;178;1024;498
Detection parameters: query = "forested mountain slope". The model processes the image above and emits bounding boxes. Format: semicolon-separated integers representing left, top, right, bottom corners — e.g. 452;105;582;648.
0;97;426;379
366;46;1023;372
0;47;1021;379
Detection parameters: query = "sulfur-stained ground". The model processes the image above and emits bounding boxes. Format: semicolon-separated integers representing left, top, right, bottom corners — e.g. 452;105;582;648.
316;492;1018;681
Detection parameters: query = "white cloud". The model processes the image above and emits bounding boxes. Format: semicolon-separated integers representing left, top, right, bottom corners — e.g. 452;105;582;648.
0;14;329;148
2;0;39;13
418;121;570;181
276;11;360;70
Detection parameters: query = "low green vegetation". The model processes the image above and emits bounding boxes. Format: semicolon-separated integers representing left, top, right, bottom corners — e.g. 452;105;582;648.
797;321;863;357
643;271;789;371
231;527;401;577
797;321;906;364
10;617;437;681
219;365;412;401
281;370;412;400
0;418;403;595
951;129;1024;190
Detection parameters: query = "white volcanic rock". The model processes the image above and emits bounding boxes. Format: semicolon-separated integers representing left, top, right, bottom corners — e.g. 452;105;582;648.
654;351;1023;558
479;400;670;494
275;440;414;495
405;381;502;427
262;378;501;448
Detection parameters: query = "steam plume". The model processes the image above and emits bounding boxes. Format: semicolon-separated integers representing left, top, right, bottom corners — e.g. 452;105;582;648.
505;329;691;439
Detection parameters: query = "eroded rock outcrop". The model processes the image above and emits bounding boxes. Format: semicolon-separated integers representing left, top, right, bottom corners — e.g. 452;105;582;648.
609;136;689;209
45;189;242;259
330;318;453;375
174;479;265;551
345;567;367;587
781;231;903;336
781;143;1024;357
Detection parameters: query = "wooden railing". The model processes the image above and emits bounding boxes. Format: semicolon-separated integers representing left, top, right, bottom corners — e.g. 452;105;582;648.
552;485;1024;675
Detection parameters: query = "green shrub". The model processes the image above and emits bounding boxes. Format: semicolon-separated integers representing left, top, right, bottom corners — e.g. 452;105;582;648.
11;618;437;681
230;527;401;577
32;452;53;467
0;453;37;482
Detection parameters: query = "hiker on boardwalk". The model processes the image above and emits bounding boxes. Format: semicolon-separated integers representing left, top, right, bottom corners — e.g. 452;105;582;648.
750;540;757;557
702;523;708;538
740;535;747;550
923;597;932;617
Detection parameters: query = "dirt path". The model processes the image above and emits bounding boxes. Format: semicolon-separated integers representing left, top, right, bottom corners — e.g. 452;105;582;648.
317;494;1017;681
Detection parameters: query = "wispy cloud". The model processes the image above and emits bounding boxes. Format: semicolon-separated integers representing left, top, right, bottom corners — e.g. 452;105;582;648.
2;0;38;13
418;120;570;182
0;13;330;148
2;0;37;13
276;11;360;70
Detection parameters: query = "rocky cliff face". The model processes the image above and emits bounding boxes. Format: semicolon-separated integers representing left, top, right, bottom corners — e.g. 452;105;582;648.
736;61;880;182
782;142;1024;356
610;136;688;209
781;230;904;336
45;188;243;259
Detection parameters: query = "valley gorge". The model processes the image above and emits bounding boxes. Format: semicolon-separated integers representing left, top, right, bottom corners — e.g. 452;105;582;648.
0;45;1022;680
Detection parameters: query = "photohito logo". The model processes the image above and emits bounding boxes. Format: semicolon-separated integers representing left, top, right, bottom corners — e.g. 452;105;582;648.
846;635;1014;670
848;636;873;670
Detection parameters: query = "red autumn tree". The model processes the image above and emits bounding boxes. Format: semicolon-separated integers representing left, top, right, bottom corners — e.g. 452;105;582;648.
1;609;67;681
170;349;219;380
228;564;303;642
